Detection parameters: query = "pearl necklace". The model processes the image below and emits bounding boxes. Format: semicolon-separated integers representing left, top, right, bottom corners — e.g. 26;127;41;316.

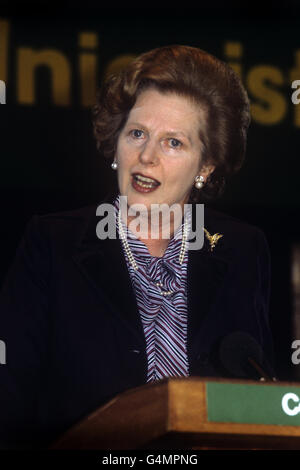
117;209;189;296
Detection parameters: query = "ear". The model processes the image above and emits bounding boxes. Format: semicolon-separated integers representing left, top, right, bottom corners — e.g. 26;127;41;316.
199;164;215;180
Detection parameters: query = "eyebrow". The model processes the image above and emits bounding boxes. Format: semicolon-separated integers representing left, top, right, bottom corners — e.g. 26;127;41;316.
167;130;192;142
126;122;193;144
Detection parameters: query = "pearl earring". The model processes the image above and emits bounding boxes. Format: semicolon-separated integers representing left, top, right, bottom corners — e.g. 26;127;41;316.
195;175;204;189
111;160;118;170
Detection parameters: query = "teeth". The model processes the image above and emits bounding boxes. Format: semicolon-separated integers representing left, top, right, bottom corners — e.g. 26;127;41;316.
135;174;158;184
137;182;153;188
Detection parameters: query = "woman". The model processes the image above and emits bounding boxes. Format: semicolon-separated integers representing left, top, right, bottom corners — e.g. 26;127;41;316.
0;45;274;449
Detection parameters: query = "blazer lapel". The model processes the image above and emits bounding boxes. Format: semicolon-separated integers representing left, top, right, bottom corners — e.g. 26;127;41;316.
72;202;146;349
187;206;229;360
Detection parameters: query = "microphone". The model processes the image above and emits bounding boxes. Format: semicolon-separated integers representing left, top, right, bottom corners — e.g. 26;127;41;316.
219;331;277;382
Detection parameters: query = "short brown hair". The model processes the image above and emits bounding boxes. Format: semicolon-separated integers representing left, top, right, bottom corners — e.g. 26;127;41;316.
91;45;250;201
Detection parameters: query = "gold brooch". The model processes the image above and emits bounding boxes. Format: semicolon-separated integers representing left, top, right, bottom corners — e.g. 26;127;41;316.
203;228;223;252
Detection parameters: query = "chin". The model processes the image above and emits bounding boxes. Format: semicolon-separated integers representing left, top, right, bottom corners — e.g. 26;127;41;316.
125;192;156;209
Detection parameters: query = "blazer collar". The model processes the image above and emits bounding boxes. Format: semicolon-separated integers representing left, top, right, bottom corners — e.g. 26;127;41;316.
72;197;229;355
186;207;229;361
72;193;146;348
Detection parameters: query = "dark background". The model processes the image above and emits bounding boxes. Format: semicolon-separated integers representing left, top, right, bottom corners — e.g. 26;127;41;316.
0;2;300;380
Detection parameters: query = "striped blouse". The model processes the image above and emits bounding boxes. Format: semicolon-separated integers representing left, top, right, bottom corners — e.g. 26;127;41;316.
114;197;190;383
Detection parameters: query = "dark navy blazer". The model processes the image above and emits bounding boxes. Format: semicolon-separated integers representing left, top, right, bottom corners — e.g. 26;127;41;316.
0;200;274;448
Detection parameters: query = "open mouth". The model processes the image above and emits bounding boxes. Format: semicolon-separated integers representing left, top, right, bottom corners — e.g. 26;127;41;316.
132;173;161;192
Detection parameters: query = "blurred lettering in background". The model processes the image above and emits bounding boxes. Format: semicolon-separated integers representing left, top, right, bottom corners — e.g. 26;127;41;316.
1;18;300;127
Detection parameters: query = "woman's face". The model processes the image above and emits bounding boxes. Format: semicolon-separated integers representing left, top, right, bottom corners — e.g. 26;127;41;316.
115;88;213;212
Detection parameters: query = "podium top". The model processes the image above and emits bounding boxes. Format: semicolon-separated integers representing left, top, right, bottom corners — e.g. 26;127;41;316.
52;377;300;450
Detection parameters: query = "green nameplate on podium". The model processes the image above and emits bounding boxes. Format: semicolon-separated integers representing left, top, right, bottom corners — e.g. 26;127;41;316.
206;382;300;426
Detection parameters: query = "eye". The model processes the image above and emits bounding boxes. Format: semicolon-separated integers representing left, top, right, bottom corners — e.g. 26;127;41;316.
130;129;144;139
169;138;182;149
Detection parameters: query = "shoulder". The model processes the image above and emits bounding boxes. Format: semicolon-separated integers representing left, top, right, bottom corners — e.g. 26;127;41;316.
202;206;270;259
36;204;97;226
204;206;266;239
24;203;100;251
204;206;263;236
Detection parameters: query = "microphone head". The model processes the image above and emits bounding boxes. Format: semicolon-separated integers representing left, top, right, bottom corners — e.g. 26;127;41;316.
219;331;266;379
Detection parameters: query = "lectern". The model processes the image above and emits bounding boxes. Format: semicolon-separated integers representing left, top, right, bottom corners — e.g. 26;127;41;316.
51;377;300;450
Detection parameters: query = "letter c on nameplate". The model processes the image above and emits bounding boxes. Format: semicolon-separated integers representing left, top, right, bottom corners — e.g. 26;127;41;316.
282;392;300;416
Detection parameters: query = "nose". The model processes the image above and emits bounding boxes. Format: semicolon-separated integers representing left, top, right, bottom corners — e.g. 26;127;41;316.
138;139;159;166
